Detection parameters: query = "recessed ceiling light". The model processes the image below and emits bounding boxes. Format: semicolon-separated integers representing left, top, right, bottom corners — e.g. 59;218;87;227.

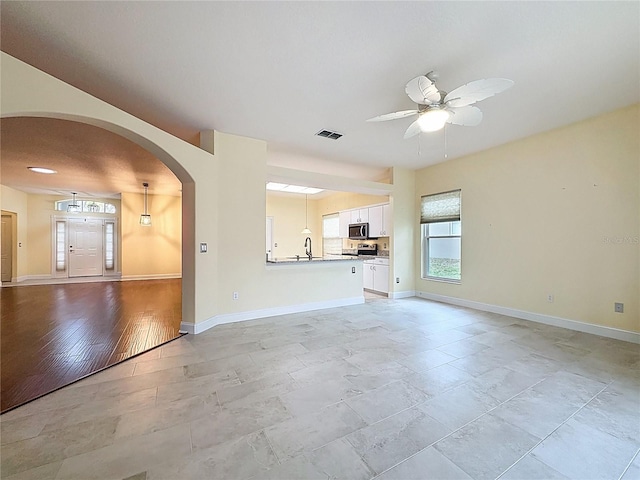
266;182;324;195
28;167;57;174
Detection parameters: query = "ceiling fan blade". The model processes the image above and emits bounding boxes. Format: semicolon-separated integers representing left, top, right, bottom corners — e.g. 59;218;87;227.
366;110;418;122
403;119;422;139
405;76;441;105
446;105;483;126
444;78;514;108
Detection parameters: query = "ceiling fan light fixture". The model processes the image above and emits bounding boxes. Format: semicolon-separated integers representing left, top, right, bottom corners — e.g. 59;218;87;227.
417;109;450;132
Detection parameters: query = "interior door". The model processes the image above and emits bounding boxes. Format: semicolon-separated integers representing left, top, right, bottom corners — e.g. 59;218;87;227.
1;215;12;282
68;218;103;277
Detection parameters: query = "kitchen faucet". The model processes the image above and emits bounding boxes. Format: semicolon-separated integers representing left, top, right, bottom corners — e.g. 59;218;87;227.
305;237;312;260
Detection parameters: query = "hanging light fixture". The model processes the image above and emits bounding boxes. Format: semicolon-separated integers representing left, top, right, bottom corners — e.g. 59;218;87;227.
301;194;311;234
67;192;81;213
140;182;152;226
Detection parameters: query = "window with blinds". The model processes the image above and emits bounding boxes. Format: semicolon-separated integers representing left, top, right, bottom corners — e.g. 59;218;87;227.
322;213;342;256
421;190;461;281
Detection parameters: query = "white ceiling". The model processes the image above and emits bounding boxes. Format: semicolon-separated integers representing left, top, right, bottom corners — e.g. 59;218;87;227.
1;2;638;196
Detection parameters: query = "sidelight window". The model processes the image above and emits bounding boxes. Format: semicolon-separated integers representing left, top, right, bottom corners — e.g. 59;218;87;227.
55;220;66;272
105;221;115;271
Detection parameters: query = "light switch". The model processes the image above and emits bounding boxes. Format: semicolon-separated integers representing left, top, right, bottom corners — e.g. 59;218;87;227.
200;243;207;253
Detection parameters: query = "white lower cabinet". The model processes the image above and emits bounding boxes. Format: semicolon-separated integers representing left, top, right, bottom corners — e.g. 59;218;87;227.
374;263;389;294
363;258;389;294
363;260;375;290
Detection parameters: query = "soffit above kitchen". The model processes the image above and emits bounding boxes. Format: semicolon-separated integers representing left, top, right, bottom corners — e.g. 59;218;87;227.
1;1;638;172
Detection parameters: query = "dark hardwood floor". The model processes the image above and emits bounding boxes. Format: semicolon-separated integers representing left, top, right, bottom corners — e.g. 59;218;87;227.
0;279;182;413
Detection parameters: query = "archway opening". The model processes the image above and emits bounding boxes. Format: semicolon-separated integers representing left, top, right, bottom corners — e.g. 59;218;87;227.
0;114;196;412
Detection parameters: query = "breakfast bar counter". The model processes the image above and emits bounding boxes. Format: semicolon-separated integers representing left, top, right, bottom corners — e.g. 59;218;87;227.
266;254;362;265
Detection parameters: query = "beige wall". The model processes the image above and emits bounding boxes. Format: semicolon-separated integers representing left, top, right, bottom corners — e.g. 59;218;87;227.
121;192;181;277
0;185;28;280
415;104;639;333
390;167;416;296
266;193;321;259
315;191;389;216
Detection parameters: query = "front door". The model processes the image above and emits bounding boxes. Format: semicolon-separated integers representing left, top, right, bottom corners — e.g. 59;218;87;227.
1;215;12;282
68;218;103;277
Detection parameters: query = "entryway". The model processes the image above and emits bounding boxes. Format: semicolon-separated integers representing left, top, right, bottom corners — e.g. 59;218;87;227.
52;216;118;280
68;218;103;277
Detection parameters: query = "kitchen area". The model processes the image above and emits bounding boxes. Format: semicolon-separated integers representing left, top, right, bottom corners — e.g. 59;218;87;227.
266;184;392;297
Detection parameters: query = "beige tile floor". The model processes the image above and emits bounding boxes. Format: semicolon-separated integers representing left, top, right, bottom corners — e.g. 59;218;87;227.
1;297;639;480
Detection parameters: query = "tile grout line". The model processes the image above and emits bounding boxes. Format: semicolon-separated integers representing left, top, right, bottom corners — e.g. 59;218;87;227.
617;446;640;480
371;374;552;479
494;380;613;480
261;427;283;466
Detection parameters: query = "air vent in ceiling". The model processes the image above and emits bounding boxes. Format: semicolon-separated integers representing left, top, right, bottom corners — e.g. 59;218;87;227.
316;129;343;140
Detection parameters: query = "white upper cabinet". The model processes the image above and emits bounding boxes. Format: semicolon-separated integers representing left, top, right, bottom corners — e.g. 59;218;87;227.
368;204;392;237
350;208;369;224
338;203;390;238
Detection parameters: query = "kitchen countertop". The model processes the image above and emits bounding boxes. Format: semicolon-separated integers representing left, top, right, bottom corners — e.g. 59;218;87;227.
266;254;363;264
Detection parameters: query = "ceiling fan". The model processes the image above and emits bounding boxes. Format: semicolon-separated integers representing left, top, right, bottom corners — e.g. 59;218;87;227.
367;72;514;139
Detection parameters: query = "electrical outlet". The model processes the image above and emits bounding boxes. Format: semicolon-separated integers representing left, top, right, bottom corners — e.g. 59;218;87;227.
547;294;554;303
615;302;624;313
396;277;400;284
200;243;207;253
233;292;239;300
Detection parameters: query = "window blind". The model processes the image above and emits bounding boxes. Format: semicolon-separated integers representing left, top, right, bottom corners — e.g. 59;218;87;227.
323;214;340;238
420;190;461;224
323;214;342;255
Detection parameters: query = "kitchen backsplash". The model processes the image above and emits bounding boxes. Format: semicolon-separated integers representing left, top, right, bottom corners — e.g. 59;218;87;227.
342;248;389;257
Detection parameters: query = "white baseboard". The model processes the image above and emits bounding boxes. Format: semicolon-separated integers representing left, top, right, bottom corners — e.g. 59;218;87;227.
415;291;640;344
180;296;365;335
391;290;416;299
16;275;42;282
120;274;182;281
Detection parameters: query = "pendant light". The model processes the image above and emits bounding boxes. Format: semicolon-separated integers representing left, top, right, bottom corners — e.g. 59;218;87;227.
301;194;311;234
139;182;152;226
67;192;81;213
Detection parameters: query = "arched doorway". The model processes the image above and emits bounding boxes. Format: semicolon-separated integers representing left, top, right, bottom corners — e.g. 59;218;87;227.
0;114;197;411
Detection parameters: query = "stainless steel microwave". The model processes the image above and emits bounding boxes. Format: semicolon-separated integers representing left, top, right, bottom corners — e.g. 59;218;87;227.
348;223;369;240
